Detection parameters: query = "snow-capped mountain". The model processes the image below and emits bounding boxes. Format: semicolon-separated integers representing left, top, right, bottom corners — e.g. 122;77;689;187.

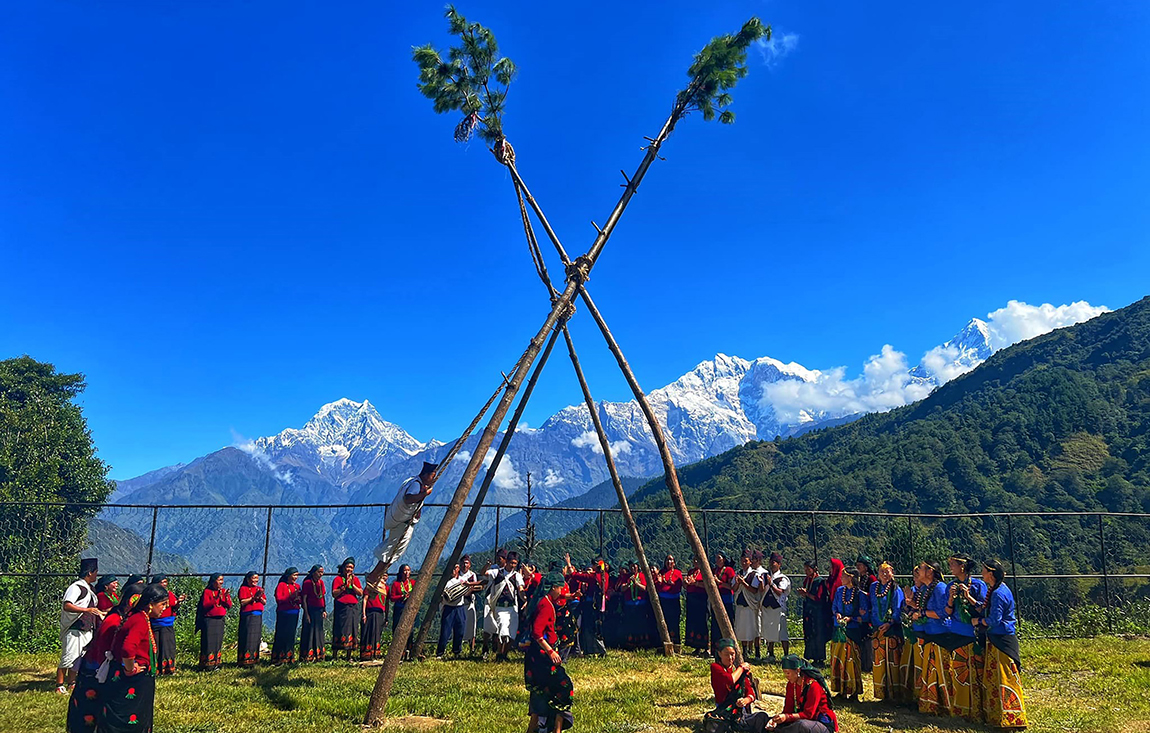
252;398;430;487
909;318;993;381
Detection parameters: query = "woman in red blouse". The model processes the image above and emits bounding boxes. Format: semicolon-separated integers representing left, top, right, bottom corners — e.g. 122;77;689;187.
524;572;574;733
683;556;710;655
300;565;327;663
237;571;266;667
149;576;184;676
99;584;169;733
708;638;768;732
360;571;387;661
331;557;363;661
67;583;143;733
655;554;684;652
196;573;232;671
710;553;737;652
272;567;301;665
389;564;414;660
95;575;120;612
771;654;839;733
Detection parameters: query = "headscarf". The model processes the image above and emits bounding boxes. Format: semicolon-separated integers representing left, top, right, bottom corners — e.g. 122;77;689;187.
126;574;146;586
827;559;845;596
307;565;322;579
340;557;355;571
782;653;833;700
152;574;168;584
279;567;298;583
525;571;568;626
856;555;875;578
116;583;146;616
243;571;259;586
715;638;738;654
95;575;117;593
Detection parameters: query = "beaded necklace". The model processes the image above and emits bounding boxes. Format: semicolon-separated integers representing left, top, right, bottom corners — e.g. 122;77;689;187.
876;580;894;621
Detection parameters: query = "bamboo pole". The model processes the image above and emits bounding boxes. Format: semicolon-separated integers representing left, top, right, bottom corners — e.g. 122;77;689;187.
575;284;739;654
561;325;673;654
410;324;564;656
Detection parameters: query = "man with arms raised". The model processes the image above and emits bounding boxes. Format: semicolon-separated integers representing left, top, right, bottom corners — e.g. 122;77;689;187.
366;461;437;591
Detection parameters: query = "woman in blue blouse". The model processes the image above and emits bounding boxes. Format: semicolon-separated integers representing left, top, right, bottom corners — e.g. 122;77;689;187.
869;561;904;702
906;561;951;715
945;554;989;720
829;568;868;700
975;560;1028;729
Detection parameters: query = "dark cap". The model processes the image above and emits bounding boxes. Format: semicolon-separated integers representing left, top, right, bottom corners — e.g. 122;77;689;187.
421;461;438;476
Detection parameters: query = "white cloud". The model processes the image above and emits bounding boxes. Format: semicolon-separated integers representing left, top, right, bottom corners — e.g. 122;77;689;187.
541;469;564;488
451;448;524;490
230;429;294;484
571;430;632;456
755;31;799;68
983;300;1108;351
761;299;1108;426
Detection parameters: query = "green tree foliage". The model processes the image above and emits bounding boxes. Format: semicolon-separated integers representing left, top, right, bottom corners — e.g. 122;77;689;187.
676;18;770;124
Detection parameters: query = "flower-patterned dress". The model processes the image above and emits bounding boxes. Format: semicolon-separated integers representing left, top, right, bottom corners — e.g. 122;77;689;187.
524;595;574;731
99;610;158;732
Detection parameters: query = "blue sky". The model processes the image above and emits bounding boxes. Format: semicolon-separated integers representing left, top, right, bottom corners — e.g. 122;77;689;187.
2;2;1148;480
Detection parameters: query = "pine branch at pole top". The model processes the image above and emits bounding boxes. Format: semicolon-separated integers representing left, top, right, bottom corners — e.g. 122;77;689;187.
561;325;674;654
409;324;564;656
367;11;770;724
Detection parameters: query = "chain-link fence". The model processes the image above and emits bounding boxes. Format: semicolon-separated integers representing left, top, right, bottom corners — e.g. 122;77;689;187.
1;502;1148;651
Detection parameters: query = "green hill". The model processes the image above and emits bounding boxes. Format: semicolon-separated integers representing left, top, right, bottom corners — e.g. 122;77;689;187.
539;297;1150;623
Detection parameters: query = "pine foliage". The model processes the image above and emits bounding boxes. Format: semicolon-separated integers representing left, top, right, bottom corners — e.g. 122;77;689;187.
412;5;517;144
676;18;770;125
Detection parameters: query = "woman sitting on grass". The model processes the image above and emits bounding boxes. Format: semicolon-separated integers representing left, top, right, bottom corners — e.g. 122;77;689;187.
768;654;839;733
524;571;574;733
708;638;769;733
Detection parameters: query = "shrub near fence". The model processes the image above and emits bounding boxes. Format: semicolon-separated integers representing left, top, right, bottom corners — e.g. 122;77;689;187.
1;503;1148;652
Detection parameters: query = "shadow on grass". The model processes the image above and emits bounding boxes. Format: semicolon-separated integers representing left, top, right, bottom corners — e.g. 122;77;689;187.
832;698;982;731
248;666;317;711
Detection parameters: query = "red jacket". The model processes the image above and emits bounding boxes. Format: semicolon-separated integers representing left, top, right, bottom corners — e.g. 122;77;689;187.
275;582;300;611
532;595;558;647
711;662;755;706
389;579;413;603
655;569;683;595
112;611;154;672
201;588;232;618
332;575;362;605
84;611;122;665
783;676;838;731
239;584;265;613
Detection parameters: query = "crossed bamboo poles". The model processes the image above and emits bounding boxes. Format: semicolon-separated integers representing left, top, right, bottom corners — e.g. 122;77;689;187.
364;88;742;725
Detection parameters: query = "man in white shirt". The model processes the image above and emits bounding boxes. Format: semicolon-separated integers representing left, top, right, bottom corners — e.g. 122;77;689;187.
457;554;480;655
57;557;103;694
761;551;792;659
483;550;524;662
366;461;437;590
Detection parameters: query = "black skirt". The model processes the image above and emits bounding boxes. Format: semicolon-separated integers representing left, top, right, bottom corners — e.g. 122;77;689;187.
524;641;574;731
66;663;101;733
685;592;709;650
391;600;406;633
99;664;155;733
578;603;606;656
300;607;326;662
621;600;651;649
711;596;736;643
332;602;360;652
199;616;225;669
152;624;177;675
361;608;385;660
272;611;298;664
238;611;262;666
659;595;682;646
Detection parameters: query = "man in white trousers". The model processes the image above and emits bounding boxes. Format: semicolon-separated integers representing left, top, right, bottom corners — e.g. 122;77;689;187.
366;461;437;590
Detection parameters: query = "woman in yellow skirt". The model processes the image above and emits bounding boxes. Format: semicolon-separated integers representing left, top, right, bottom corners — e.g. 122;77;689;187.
908;561;952;715
898;568;924;706
868;561;905;703
975;560;1028;728
829;568;868;700
944;554;989;721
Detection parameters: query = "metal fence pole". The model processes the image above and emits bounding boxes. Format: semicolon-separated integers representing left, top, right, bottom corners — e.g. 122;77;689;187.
1098;513;1113;633
598;510;604;559
810;512;819;568
494;506;500;551
145;507;159;578
701;511;710;557
262;507;273;578
28;504;50;635
1005;514;1020;624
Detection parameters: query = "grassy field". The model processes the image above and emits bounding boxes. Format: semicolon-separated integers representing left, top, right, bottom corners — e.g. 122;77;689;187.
1;638;1148;732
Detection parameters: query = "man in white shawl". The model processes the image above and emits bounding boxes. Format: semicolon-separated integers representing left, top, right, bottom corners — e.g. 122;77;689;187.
761;551;792;660
733;548;763;659
366;461;437;590
483;550;524;662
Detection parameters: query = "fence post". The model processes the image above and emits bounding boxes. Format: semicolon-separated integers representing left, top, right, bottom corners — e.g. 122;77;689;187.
701;511;710;557
598;510;604;559
810;512;819;568
262;507;273;578
28;504;50;636
494;506;500;551
145;507;159;578
1098;513;1113;634
1005;514;1020;624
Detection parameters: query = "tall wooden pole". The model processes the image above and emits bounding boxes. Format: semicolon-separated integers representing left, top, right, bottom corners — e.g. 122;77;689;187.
561;325;673;654
410;324;563;655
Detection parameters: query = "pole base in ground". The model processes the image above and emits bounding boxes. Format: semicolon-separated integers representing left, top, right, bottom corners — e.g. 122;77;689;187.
662;642;675;657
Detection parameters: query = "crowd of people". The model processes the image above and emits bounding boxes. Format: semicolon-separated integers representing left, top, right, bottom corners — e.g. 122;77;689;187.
55;546;1027;733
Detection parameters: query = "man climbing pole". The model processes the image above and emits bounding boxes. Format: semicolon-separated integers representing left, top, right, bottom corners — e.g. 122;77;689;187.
366;461;437;590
